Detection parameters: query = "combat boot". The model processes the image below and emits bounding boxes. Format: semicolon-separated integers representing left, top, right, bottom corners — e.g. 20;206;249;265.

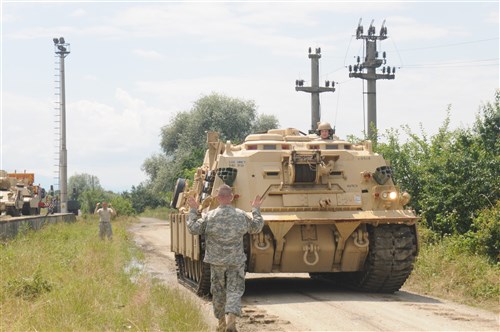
216;316;226;332
225;313;237;332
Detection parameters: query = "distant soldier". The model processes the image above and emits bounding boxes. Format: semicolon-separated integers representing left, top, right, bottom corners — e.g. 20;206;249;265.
95;201;116;240
187;184;264;332
316;121;335;140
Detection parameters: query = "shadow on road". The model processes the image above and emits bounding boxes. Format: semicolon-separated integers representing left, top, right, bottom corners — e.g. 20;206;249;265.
243;275;441;306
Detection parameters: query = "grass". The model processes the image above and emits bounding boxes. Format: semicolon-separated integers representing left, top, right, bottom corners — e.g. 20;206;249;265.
404;228;500;313
140;207;172;220
0;216;209;331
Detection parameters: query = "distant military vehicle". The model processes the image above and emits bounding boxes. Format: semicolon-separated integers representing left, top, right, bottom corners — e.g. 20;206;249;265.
0;170;42;217
0;171;22;216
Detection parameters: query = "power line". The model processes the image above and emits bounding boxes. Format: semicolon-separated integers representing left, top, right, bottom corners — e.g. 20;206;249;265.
402;58;498;68
396;37;499;52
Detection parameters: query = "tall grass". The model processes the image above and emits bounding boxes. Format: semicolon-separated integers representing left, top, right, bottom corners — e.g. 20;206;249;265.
405;227;500;312
140;207;172;220
0;216;209;331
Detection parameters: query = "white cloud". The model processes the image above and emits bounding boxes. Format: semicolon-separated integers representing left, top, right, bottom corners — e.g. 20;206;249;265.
1;92;57;184
83;74;98;81
70;8;87;17
132;49;163;60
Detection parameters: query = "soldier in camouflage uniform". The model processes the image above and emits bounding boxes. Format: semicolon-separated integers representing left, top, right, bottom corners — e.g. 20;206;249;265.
187;184;264;332
94;201;116;240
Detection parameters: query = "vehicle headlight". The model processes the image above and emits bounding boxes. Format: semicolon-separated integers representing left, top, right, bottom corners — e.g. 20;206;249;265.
380;191;398;200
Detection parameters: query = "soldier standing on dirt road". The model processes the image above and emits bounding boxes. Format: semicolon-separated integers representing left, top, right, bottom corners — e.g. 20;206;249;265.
187;184;264;332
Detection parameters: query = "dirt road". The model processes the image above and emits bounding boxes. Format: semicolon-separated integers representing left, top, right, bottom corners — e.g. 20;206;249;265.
129;217;499;331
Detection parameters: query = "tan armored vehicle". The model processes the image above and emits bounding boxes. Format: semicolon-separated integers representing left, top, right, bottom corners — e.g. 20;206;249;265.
0;170;23;217
170;128;419;295
0;170;41;217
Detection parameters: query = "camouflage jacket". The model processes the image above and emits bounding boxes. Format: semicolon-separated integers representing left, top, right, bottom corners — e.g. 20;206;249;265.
188;205;264;265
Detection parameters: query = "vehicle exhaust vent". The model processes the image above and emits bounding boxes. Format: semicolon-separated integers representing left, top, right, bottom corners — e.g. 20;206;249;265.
216;167;238;186
373;166;393;185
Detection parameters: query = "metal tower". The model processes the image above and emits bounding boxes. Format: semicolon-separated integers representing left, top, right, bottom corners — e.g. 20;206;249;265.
295;47;336;133
53;37;70;213
348;19;396;141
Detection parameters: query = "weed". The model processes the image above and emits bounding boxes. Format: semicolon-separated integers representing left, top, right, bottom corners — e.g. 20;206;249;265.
6;269;52;300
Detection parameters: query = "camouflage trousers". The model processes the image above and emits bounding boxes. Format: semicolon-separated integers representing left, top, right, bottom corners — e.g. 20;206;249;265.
210;263;245;319
99;222;113;240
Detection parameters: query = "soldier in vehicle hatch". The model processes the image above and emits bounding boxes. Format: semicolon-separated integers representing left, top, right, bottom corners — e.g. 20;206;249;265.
316;121;335;140
187;184;264;332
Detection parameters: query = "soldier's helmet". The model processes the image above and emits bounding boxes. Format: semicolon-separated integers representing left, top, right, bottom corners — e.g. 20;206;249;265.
317;122;333;131
316;122;334;137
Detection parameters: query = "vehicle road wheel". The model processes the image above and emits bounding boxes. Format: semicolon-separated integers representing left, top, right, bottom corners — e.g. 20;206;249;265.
171;178;186;208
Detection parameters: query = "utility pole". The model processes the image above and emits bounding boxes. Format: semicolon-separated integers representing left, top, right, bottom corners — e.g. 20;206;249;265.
295;47;336;133
53;37;70;213
348;19;396;141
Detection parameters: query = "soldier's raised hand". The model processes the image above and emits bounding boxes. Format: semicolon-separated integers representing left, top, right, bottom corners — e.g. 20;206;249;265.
187;196;198;209
251;195;263;208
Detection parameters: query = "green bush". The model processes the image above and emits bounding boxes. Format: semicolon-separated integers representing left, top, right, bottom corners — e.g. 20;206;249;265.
470;201;500;262
376;91;499;237
111;196;136;216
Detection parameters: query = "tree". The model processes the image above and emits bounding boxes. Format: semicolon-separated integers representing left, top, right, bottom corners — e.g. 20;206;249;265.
144;92;279;195
110;195;135;216
160;93;277;154
80;189;105;214
128;183;165;214
376;91;499;236
67;173;107;214
68;173;103;196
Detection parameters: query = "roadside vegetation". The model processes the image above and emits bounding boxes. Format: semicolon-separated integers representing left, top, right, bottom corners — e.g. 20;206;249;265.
0;216;209;331
140;206;172;220
405;224;499;311
378;92;500;311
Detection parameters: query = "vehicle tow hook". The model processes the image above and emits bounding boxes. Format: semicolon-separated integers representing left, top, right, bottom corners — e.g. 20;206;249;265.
303;243;320;266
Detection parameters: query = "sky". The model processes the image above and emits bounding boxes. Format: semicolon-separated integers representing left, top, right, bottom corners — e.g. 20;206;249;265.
1;1;498;193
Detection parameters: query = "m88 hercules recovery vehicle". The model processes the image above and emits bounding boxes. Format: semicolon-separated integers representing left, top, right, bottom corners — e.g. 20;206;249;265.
170;127;419;295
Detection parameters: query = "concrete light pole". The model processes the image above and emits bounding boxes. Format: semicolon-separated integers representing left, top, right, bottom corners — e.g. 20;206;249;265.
348;19;396;141
295;47;336;133
53;37;70;213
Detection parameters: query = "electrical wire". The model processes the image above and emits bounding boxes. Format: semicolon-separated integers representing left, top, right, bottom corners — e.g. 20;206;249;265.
402;58;498;68
343;35;354;67
396;37;498;52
